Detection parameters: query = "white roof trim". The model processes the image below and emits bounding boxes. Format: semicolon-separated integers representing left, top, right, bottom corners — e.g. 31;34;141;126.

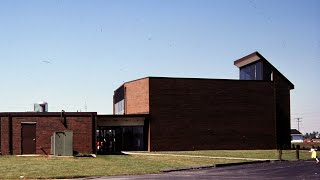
235;55;260;68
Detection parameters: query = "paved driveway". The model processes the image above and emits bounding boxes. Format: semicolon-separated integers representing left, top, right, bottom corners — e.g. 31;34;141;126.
78;161;320;180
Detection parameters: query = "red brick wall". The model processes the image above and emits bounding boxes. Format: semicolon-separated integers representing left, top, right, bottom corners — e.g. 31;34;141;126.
124;78;150;114
0;117;9;155
148;78;276;151
0;113;95;155
68;116;94;154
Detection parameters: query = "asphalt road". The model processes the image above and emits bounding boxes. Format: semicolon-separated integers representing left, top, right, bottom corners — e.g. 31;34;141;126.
79;160;320;180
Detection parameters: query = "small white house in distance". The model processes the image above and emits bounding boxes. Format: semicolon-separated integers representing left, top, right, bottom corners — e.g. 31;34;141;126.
291;129;304;143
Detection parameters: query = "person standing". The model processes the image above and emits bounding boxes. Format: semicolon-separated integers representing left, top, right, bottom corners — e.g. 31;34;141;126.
309;146;319;163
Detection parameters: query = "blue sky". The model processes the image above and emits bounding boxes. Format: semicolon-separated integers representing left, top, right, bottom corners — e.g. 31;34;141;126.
0;0;319;133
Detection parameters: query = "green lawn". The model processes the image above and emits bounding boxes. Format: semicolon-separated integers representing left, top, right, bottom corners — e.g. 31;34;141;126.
0;150;313;179
147;150;312;161
0;155;246;179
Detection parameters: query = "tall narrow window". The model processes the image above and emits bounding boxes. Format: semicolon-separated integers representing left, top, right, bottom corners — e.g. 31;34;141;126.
239;61;262;80
115;100;124;115
256;62;261;80
114;85;125;114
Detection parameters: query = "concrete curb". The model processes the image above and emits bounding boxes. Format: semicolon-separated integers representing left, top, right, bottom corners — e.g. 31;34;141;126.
161;160;278;173
161;164;216;172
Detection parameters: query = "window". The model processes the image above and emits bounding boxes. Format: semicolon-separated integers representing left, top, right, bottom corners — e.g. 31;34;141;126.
122;126;144;151
115;99;124;114
114;85;125;114
240;61;262;80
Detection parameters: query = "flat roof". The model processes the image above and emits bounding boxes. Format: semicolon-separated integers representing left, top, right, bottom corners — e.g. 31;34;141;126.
116;52;294;91
123;76;276;83
97;114;150;118
0;112;97;117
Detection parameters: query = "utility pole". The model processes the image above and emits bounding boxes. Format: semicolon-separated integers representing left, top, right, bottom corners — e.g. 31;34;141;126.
295;118;302;131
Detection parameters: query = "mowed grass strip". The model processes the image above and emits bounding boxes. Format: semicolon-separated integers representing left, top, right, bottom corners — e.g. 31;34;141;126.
0;155;247;179
142;150;312;161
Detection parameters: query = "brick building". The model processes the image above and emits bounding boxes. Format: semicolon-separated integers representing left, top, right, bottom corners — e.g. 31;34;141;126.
111;52;294;151
0;112;96;155
0;51;294;155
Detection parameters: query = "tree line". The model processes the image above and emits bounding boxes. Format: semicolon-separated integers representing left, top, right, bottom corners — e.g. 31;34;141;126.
304;131;319;139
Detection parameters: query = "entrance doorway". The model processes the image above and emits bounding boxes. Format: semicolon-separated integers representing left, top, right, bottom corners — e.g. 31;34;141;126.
96;126;145;154
21;123;36;154
97;127;122;154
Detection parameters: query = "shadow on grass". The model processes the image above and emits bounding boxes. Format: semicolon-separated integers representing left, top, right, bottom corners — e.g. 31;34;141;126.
73;151;128;157
97;151;128;155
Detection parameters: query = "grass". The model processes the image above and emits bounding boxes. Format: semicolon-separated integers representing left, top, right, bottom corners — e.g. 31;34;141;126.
0;155;246;179
0;149;314;179
135;149;312;161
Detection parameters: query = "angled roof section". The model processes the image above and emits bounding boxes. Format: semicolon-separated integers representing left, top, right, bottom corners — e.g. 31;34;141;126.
291;129;303;135
234;51;294;90
234;51;263;68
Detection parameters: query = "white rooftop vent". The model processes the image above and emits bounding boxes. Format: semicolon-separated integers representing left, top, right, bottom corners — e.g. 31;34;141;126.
34;101;48;112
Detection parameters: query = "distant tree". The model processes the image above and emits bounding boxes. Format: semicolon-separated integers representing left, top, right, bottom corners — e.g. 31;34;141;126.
305;133;310;139
304;131;319;139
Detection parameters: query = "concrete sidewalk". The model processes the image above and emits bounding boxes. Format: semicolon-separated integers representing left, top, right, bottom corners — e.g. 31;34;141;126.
121;151;278;161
